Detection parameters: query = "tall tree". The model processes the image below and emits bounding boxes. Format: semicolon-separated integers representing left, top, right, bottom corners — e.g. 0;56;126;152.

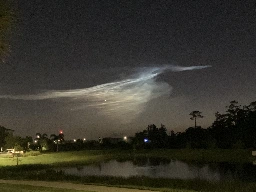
50;134;59;152
35;133;49;151
189;111;203;128
134;124;168;149
4;135;23;151
50;131;64;152
0;126;9;150
210;100;256;148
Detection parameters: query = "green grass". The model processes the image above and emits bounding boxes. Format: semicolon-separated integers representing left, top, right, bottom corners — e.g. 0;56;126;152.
0;150;111;166
0;165;256;192
0;183;90;192
0;149;254;167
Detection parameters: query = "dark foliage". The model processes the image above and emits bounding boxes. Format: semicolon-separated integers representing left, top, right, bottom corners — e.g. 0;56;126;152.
133;100;256;149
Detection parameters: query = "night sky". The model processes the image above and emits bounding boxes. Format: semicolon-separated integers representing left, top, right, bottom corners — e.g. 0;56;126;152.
0;0;255;140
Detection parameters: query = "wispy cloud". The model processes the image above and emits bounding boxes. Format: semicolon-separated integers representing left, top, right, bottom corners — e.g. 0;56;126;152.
0;65;211;122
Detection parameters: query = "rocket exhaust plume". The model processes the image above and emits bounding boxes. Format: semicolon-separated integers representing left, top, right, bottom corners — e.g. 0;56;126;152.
0;65;211;122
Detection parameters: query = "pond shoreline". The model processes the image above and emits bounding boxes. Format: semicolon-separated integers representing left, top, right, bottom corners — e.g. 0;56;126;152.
0;149;256;191
56;158;256;182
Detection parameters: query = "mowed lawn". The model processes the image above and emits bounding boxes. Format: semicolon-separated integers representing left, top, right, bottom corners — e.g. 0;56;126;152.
0;149;254;166
0;151;108;166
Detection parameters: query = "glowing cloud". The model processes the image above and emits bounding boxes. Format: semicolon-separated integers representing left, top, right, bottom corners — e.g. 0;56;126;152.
0;65;211;122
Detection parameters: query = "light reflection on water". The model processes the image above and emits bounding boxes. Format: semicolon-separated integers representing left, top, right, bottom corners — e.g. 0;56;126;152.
58;158;256;181
59;159;222;180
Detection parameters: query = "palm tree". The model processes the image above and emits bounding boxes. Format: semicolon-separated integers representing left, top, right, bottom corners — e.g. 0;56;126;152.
50;132;64;152
42;133;48;139
50;134;59;152
35;133;48;151
189;111;204;128
58;132;64;142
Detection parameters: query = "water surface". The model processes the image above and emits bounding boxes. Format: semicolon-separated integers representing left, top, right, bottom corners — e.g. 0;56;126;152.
58;158;256;181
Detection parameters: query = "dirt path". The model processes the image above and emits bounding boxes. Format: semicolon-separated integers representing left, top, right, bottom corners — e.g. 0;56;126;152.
0;179;160;192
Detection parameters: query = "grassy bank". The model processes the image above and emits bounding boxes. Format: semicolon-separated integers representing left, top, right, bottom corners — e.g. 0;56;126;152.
0;149;254;167
0;165;256;192
0;150;112;166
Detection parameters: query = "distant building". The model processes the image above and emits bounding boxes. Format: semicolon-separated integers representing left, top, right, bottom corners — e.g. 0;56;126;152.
0;126;14;151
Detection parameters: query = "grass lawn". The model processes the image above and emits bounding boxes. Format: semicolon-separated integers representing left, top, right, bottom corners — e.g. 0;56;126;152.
0;151;110;166
0;149;254;167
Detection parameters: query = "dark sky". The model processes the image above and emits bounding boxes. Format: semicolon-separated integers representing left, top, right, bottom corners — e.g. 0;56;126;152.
0;0;255;139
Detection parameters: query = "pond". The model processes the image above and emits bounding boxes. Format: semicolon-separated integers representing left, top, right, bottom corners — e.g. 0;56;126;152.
57;158;256;182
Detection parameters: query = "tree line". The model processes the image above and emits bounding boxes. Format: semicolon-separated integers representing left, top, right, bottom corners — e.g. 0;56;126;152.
133;100;256;149
2;131;65;152
1;100;256;152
